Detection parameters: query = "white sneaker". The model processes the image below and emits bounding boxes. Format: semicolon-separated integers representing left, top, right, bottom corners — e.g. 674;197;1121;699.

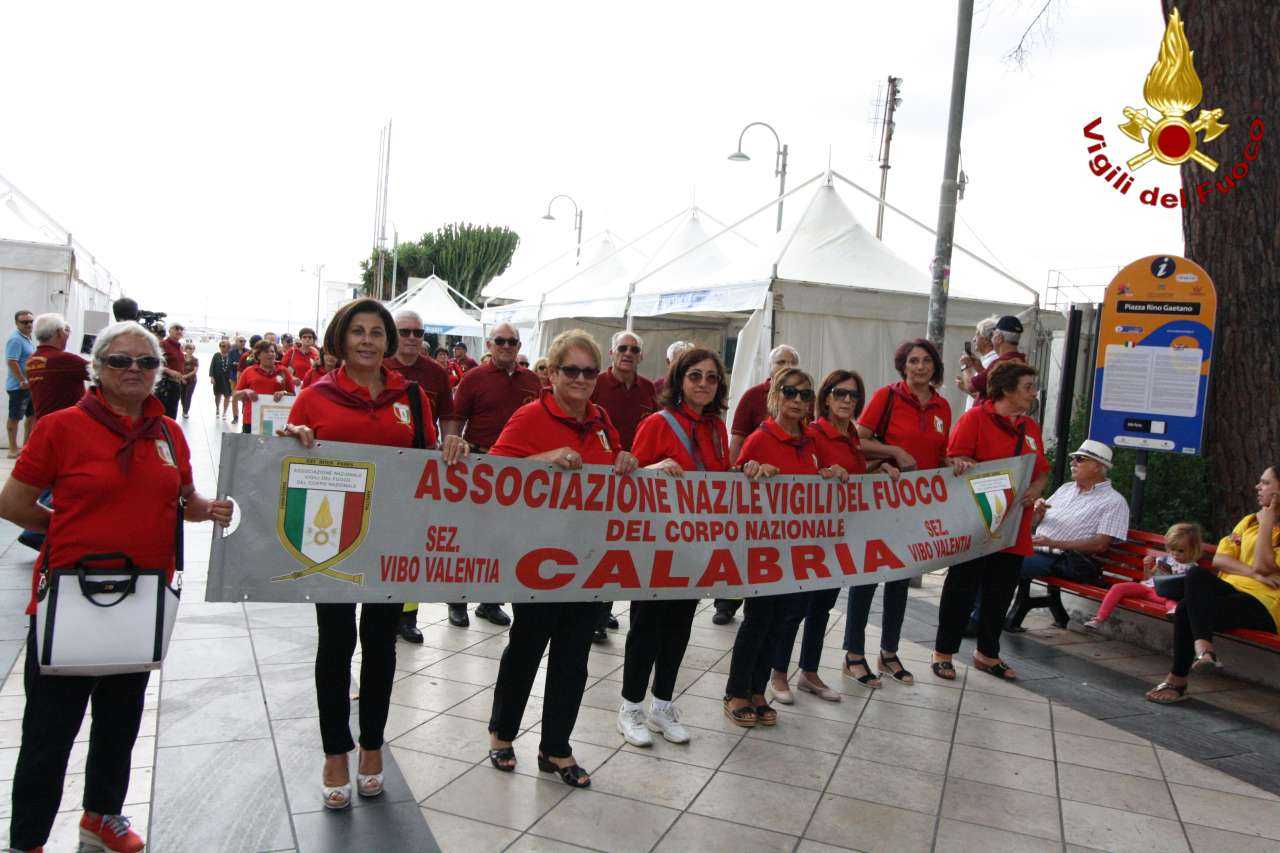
646;704;691;744
617;705;653;747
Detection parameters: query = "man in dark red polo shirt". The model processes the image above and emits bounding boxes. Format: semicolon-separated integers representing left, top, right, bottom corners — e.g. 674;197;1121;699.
451;341;478;371
967;315;1026;399
387;309;466;641
444;322;542;628
26;313;89;419
157;323;186;419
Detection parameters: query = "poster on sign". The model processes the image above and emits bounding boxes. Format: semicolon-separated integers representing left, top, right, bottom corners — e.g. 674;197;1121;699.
207;434;1035;604
1088;255;1217;455
250;395;296;437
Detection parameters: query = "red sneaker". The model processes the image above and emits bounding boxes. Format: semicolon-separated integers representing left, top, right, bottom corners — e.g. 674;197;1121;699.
79;812;145;852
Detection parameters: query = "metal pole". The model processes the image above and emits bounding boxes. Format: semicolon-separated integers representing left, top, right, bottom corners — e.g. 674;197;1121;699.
925;0;974;350
775;144;788;233
313;265;324;332
575;209;583;264
375;120;392;300
390;229;399;298
875;76;901;240
1131;450;1149;524
1051;306;1083;488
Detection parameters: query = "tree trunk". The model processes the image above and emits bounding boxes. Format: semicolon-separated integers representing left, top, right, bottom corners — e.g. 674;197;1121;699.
1165;0;1279;532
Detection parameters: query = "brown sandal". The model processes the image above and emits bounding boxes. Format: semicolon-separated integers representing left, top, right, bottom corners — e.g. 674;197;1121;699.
754;703;778;726
723;698;757;727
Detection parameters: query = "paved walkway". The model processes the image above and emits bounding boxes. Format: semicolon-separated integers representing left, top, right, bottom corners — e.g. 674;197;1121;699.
0;384;1279;852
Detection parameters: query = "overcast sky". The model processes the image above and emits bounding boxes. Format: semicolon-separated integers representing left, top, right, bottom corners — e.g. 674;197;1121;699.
1;0;1186;332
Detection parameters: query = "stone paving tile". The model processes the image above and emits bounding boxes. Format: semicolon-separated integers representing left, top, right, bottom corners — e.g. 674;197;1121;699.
508;835;601;852
1168;782;1280;841
1051;702;1151;744
1058;761;1178;819
156;674;271;747
688;771;821;836
1055;730;1164;779
1156;746;1280;800
389;673;488;712
719;737;838;791
933;818;1062;853
744;704;854;753
586;749;713;809
826;754;944;814
618;722;743;770
953;713;1055;760
531;789;679;853
947;742;1058;796
392;713;491;763
858;696;955;740
420;808;520;852
806;793;936;853
292;801;437;853
1061;799;1190;852
422;764;570;831
654;812;797;852
940;778;1062;842
958;689;1052;729
388;745;472;802
1183;823;1280;852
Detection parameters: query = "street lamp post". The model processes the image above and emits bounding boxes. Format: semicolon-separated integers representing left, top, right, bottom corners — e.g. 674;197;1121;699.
311;264;326;332
543;194;584;264
728;121;789;233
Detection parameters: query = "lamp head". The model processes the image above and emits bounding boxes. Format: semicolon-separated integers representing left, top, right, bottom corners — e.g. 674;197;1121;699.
541;213;556;221
727;151;750;162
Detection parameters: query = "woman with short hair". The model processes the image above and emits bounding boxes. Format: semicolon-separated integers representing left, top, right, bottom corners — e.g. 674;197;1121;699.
179;339;199;419
302;348;340;388
1147;466;1280;703
0;321;231;853
281;298;443;810
932;361;1049;682
485;329;638;787
209;338;234;419
723;368;847;727
232;339;294;434
617;347;730;747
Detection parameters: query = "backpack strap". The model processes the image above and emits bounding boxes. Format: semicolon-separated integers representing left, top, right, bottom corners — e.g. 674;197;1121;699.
406;382;427;450
159;422;185;575
659;409;706;471
873;388;895;442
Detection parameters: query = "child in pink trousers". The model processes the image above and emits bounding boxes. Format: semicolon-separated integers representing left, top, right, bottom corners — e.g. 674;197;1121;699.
1085;523;1202;628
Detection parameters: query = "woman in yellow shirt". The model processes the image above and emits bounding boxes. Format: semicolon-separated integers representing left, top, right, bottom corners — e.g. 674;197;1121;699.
1147;465;1280;704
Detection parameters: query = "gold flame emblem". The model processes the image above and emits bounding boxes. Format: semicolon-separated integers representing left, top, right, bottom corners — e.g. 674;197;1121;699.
1118;8;1227;171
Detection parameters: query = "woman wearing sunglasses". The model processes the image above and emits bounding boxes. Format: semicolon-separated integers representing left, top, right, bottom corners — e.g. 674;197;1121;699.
0;322;232;853
617;347;729;748
232;339;294;433
485;329;637;788
723;367;848;727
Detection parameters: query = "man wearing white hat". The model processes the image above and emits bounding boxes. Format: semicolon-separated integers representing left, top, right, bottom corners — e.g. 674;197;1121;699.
1001;439;1131;630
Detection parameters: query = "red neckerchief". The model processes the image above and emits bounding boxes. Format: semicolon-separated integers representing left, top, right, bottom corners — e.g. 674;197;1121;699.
980;399;1029;441
760;417;813;452
813;417;857;449
540;389;610;438
674;402;726;466
308;365;407;411
76;387;167;473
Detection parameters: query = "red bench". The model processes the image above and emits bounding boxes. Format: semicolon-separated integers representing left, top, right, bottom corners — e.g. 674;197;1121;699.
1006;528;1280;652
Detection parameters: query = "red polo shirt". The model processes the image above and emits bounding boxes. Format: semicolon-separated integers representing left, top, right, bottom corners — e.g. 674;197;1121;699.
948;400;1049;556
969;350;1026;397
290;365;436;448
590;368;657;451
731;380;771;438
234;365;296;424
632;404;730;472
490;391;620;463
237;351;255;372
386;355;456;423
282;346;318;379
448;362;543;450
161;337;184;375
857;381;952;470
302;364;330;388
13;389;192;614
738;418;819;475
807;417;868;475
26;345;89;418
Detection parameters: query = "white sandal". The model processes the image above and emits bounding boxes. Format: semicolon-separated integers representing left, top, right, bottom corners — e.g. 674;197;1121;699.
357;749;385;798
322;782;352;810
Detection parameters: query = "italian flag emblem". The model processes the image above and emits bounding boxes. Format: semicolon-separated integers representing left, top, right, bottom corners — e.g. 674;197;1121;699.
968;472;1017;539
274;459;375;585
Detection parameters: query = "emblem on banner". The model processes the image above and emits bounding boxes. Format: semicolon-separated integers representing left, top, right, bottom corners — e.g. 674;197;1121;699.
967;471;1016;539
273;457;375;585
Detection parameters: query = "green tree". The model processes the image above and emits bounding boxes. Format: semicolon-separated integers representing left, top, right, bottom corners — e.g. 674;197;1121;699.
361;223;519;306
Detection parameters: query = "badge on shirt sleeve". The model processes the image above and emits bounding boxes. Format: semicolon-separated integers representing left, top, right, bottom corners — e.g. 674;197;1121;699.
934;416;944;433
155;440;176;467
1026;436;1038;451
393;403;411;426
597;430;611;452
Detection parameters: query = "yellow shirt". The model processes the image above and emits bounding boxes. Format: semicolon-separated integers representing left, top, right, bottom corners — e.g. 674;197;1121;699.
1217;515;1280;628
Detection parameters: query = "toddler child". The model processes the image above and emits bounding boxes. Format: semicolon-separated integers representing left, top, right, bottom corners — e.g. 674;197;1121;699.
1085;522;1202;628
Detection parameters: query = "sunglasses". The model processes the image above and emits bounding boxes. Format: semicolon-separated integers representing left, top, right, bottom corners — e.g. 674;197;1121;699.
490;336;520;347
780;386;814;401
685;370;719;385
397;328;425;338
558;365;600;380
615;345;641;355
829;388;861;401
104;354;162;370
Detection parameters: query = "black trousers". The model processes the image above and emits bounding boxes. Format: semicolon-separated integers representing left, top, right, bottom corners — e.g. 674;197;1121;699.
772;588;840;674
315;603;401;755
489;602;595;757
11;622;149;850
621;599;698;703
936;552;1022;659
714;598;742;616
845;579;910;656
724;594;798;699
179;381;196;415
156;379;180;420
1171;567;1277;676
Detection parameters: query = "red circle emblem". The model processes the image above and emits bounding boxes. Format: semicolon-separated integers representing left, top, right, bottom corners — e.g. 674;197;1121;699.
1156;124;1192;159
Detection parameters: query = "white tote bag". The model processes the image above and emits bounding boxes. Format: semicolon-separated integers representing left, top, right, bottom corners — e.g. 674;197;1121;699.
33;425;184;676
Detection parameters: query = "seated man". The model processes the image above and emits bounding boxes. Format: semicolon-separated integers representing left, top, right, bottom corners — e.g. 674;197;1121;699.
998;439;1131;631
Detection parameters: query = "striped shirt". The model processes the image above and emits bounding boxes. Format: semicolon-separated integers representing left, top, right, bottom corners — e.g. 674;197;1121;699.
1036;479;1130;545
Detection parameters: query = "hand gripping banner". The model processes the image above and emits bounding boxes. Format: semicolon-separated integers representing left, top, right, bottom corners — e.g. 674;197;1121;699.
207;433;1035;604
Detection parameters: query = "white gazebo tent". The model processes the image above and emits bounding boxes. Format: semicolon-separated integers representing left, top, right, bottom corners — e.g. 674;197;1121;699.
385;274;484;354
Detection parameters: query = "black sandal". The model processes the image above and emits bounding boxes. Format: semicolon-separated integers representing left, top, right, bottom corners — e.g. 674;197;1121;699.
537;753;590;788
930;660;957;681
723;698;757;728
842;654;882;688
488;746;516;772
878;653;915;685
754;703;778;726
972;655;1017;681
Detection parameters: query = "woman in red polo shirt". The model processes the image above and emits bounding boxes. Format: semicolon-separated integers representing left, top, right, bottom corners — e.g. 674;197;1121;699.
932;361;1049;682
723;368;848;728
616;347;729;748
485;329;637;788
233;339;295;433
280;298;447;811
302;347;340;388
0;321;231;853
